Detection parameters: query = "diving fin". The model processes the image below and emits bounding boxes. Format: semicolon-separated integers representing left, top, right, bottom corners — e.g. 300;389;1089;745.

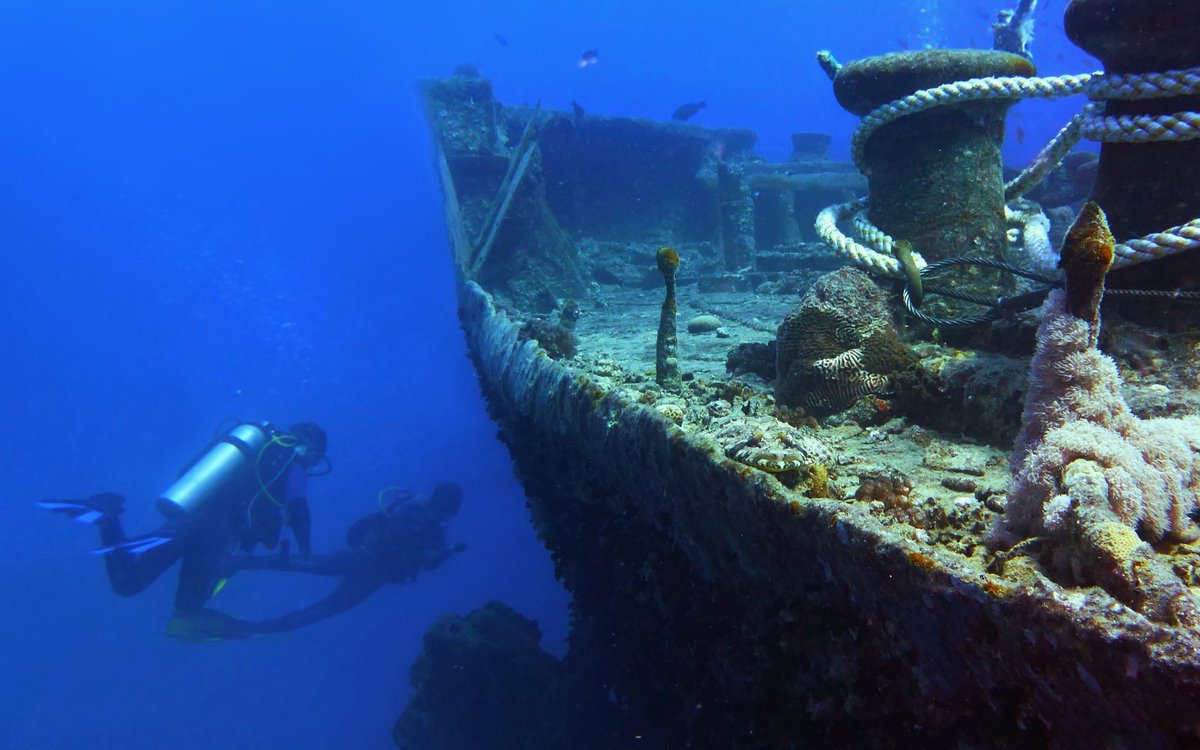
166;609;252;643
37;501;105;524
92;535;173;557
37;493;124;524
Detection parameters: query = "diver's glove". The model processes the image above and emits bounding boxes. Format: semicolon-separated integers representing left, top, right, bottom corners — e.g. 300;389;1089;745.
165;608;255;644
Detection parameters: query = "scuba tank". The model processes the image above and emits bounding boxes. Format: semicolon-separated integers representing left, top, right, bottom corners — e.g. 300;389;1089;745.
156;422;293;524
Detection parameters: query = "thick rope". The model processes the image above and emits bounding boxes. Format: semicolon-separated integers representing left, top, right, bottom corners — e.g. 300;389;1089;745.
1087;67;1200;101
850;210;896;255
1004;110;1087;201
1082;110;1200;143
824;196;1200;273
1117;218;1200;266
852;67;1200;171
851;73;1093;172
824;65;1200;280
816;200;912;278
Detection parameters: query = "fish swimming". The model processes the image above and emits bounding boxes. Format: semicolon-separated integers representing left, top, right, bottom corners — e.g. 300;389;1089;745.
579;49;599;68
671;101;706;121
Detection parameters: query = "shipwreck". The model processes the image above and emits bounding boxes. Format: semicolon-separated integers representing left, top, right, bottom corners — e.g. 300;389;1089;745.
398;2;1200;746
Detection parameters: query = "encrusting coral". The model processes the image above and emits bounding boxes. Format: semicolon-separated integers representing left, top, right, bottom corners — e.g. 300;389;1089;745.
708;414;833;474
517;300;582;360
994;202;1200;625
705;413;834;492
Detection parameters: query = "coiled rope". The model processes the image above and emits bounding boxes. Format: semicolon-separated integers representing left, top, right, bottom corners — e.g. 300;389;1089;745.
850;73;1093;173
818;61;1200;292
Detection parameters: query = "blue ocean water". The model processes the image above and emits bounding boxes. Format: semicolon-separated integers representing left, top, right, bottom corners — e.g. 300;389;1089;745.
0;2;1097;747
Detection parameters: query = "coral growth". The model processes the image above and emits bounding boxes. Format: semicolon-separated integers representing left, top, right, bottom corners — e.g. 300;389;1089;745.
854;469;914;507
724;340;776;380
518;301;581;360
995;203;1200;625
394;601;630;750
776;268;915;418
707;414;833;475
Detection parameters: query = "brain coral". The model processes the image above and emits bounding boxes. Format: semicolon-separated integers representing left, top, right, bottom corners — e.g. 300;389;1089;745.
775;269;915;417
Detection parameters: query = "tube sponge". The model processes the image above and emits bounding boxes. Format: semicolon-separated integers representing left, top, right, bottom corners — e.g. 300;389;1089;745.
997;203;1200;624
655;247;681;391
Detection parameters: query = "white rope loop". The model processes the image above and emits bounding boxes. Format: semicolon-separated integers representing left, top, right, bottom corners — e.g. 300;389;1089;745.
1087;66;1200;101
1004;110;1087;201
851;73;1093;171
850;211;895;254
1116;219;1200;267
1083;66;1200;145
1082;110;1200;143
815;200;928;278
825;65;1200;279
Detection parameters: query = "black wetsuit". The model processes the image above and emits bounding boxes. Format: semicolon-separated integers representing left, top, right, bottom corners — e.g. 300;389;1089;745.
99;460;311;615
226;500;459;634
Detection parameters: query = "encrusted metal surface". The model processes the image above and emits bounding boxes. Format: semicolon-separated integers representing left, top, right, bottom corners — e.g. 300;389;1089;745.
458;277;1200;748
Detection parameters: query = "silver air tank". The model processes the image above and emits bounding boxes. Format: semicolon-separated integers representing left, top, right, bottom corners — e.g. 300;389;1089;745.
156;423;272;523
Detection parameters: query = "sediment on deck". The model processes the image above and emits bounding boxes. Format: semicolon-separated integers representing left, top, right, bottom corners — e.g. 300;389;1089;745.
456;277;1200;748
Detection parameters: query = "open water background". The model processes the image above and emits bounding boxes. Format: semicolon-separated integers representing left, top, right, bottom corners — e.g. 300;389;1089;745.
0;2;1094;747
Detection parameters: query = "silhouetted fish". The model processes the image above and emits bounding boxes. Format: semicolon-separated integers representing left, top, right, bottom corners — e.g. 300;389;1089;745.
571;99;585;122
671;101;706;121
579;49;599;68
494;33;508;47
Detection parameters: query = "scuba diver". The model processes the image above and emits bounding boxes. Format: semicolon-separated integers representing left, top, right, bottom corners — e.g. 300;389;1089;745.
38;421;330;633
168;482;467;642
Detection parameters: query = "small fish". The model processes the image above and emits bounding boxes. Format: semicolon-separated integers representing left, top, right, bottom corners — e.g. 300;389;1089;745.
671;101;706;122
893;240;923;307
494;33;508;47
579;49;599;68
1016;125;1026;144
896;39;910;51
571;99;585;122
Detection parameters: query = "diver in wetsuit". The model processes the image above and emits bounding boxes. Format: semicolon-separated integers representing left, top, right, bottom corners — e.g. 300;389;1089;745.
38;421;330;634
188;482;466;640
